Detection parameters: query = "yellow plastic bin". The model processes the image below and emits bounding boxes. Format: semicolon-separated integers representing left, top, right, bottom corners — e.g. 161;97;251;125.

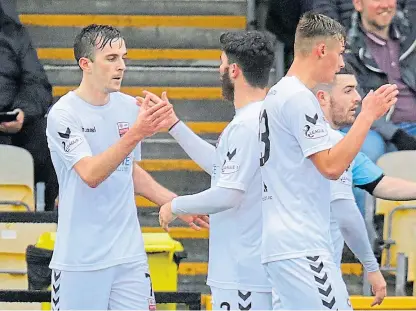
143;233;187;310
36;232;186;310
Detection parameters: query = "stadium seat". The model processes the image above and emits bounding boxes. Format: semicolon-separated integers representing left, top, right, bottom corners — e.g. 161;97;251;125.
0;223;56;289
0;145;35;211
369;151;416;294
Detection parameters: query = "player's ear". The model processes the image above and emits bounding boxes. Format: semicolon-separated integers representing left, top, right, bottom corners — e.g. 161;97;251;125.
315;90;329;108
229;63;239;80
316;43;327;58
79;57;92;73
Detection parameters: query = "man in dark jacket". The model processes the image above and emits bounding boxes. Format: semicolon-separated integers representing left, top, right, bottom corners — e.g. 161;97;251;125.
312;0;416;30
344;0;416;153
0;4;58;211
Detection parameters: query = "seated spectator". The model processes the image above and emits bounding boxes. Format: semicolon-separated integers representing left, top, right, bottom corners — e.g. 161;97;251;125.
341;0;416;216
311;0;416;30
0;3;58;211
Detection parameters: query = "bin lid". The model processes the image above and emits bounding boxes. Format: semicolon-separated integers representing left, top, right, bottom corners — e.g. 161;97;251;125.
36;232;56;251
143;233;184;253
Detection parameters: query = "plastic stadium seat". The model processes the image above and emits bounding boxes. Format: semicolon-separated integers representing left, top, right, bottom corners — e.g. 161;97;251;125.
0;145;35;211
0;223;56;289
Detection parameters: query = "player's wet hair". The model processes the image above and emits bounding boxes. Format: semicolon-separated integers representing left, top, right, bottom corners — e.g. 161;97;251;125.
294;12;346;55
74;24;124;63
219;30;275;88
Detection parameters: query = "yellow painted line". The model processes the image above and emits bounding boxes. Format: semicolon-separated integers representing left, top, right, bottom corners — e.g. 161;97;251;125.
201;295;416;310
136;196;157;207
20;14;246;29
178;262;208;275
37;48;221;61
340;263;363;276
141;227;209;239
53;86;222;100
138;159;203;172
350;296;416;310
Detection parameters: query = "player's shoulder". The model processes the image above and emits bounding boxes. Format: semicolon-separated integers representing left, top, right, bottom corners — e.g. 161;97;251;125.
47;92;77;119
265;77;315;108
111;92;140;112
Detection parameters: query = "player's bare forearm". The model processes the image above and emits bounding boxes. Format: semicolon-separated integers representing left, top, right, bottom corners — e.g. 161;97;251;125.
373;177;416;201
133;163;176;205
311;114;373;179
74;130;144;188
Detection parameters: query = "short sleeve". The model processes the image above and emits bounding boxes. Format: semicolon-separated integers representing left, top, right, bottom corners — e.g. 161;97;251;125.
46;108;92;170
216;124;258;192
352;152;384;186
283;92;332;158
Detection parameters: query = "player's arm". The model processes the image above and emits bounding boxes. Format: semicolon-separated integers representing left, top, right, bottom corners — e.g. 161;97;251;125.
138;91;215;174
172;123;255;215
169;121;216;175
47;99;172;188
352;152;416;200
310;84;398;179
133;163;177;205
331;198;380;272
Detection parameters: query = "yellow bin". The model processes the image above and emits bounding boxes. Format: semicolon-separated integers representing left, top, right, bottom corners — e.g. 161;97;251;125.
36;232;186;310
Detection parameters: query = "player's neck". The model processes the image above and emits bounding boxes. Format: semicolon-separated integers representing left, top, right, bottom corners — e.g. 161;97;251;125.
75;80;110;106
286;58;320;90
233;85;267;110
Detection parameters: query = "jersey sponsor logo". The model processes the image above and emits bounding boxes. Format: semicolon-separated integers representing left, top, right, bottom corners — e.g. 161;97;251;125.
57;127;71;139
57;127;83;153
303;124;327;139
117;122;129;137
222;161;239;174
305;113;319;125
226;148;237;160
82;126;96;133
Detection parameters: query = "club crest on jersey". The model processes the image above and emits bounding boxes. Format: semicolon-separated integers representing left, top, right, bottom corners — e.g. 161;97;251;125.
117;122;129;137
148;298;156;311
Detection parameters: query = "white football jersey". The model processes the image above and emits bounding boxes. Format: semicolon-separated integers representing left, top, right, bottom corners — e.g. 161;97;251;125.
328;126;354;267
46;91;146;271
207;101;271;292
259;76;333;263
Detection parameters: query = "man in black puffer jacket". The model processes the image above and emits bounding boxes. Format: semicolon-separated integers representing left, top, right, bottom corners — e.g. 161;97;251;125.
0;3;58;211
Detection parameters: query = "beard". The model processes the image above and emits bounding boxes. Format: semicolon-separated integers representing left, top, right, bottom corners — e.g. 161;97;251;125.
221;68;235;102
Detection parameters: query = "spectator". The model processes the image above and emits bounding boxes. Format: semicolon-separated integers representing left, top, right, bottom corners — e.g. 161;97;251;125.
0;3;58;211
340;0;416;216
311;0;416;30
265;0;314;71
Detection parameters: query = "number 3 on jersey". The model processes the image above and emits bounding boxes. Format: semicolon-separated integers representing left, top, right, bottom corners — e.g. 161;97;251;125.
259;109;270;166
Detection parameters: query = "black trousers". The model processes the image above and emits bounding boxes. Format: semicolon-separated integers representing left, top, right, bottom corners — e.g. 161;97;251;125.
0;117;58;211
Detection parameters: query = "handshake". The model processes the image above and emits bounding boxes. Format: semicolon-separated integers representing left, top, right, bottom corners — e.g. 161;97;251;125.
136;91;210;232
133;91;180;139
158;200;209;232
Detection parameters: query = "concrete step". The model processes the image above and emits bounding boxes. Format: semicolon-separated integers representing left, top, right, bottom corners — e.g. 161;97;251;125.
25;25;237;49
17;0;247;16
148;170;210;194
45;66;223;87
140;137;220;159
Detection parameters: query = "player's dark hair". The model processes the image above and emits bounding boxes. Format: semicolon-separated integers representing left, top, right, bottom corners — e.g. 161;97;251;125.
74;24;123;63
294;12;346;54
337;61;356;76
219;31;275;88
